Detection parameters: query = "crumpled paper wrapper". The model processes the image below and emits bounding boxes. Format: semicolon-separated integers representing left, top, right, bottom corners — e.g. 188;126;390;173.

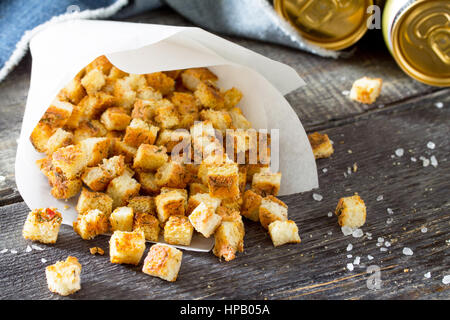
15;20;318;251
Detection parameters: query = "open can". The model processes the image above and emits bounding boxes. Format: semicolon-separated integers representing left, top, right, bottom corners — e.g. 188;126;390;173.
382;0;450;87
273;0;374;51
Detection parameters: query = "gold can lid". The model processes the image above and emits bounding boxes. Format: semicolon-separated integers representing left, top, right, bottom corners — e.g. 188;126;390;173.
274;0;374;51
392;0;450;87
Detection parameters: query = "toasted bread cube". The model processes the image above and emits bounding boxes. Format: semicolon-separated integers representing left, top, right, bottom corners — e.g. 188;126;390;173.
155;189;187;223
268;220;301;247
171;92;199;114
45;256;81;296
76;188;113;216
187;193;221;215
81;69;105;95
307;132;334;159
109;206;134;232
350;77;382;104
22;208;62;244
252;169;282;196
164;215;194;246
164;70;182;80
133;212;160;241
181;68;218;91
109;230;146;265
213;219;245;261
128;196;155;214
220;196;243;212
153;99;180;129
30;123;54;153
61;78;86;104
45;128;73;155
106;174;141;209
79;137;109;167
114;78;137;110
200;109;232;133
51;145;87;180
108;66;128;80
241;189;262;222
207;163;240;200
188;202;222;238
229;107;251;129
48;173;82;199
41;99;74;128
81;166;109;191
133;144;168;171
135;170;160;195
73;209;110;240
111;139;137;163
142;244;182;282
195;81;225;109
131;99;156;122
100;107;131;131
123;118;159;148
145;72;175;95
155;161;187;189
189;182;209;196
156;129;191;153
335;195;366;228
223;87;243;109
126;74;147;91
259;195;288;229
136;86;163;100
73;120;107;143
85;55;113;75
101;155;126;179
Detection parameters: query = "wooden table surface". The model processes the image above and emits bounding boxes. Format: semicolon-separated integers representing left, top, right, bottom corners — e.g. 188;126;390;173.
0;8;449;300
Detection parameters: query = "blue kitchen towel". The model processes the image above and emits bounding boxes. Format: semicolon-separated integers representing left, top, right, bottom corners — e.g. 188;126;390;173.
0;0;338;83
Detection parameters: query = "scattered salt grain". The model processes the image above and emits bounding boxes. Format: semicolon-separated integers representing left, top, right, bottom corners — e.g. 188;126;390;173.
430;156;438;168
346;244;353;251
25;245;32;253
421;227;428;233
376;195;384;201
378;237;385;243
367;255;374;261
426;141;435;150
0;176;5;183
403;247;413;256
327;212;333;217
322;168;328;173
342;226;354;236
376;242;382;247
353;256;360;265
347;167;352;175
380;247;388;252
327;231;333;236
312;193;323;201
343;172;348;178
347;254;352;258
342;90;350;96
352;228;364;238
422;158;430;167
41;258;47;264
410;157;417;162
1;249;8;254
10;250;17;254
434;102;443;109
443;275;450;285
31;245;44;251
385;241;391;247
387;208;394;214
424;272;431;279
347;263;354;271
386;218;394;224
395;148;404;157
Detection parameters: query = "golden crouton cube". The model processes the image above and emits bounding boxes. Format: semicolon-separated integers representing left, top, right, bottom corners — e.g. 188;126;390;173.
133;212;160;241
155;161;187;189
100;107;131;131
335;195;366;228
73;120;107;144
45;256;81;296
164;70;182;80
81;68;106;95
126;74;148;91
189;182;209;196
241;189;262;222
207;163;240;200
106;174;141;208
76;188;113;216
114;78;137;110
85;55;113;75
81;166;109;191
307;132;334;159
51;144;87;180
136;86;163;100
45;128;73;155
22;208;62;244
109;230;146;265
195;81;225;109
128;196;155;215
220;196;243;212
80;92;115;120
111;139;137;163
171;92;199;114
145;72;175;95
41;99;74;128
101;155;126;179
109;206;134;232
200;109;232;133
73;209;110;240
223;87;243;109
187;192;221;215
142;244;182;282
259;195;288;229
153;99;180;129
48;173;82;200
30;122;54;153
60;78;86;105
229;107;251;129
181;68;218;91
135;170;160;195
156;129;191;153
213;219;245;261
108;66;128;80
164;215;194;246
252;169;282;196
133;144;168;171
188;202;222;238
350;77;382;104
155;189;187;223
79;137;110;167
131;99;156;122
268;220;301;247
123;118;159;148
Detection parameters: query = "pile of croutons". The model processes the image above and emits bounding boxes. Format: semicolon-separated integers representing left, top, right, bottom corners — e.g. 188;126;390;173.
28;55;301;285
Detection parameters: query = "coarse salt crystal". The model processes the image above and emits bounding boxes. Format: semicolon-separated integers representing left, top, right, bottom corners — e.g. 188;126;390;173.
430;156;438;168
1;249;8;254
347;167;352;175
10;250;17;254
41;258;47;264
327;231;333;236
377;195;384;201
367;255;374;260
352;228;364;238
31;245;44;251
386;218;394;224
376;242;382;247
434;102;443;109
380;247;388;252
25;245;32;253
353;256;360;265
342;90;350;96
322;168;328;173
422;158;430;167
347;254;352;258
347;263;354;271
443;275;450;285
426;141;435;150
421;227;428;233
378;237;385;243
346;244;353;251
312;193;323;201
0;176;5;183
387;208;394;214
327;212;333;217
342;226;354;236
385;241;391;247
424;272;431;279
411;157;417;162
403;247;413;256
395;148;404;157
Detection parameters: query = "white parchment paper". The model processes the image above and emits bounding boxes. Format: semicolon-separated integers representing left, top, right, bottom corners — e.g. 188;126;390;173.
15;20;318;252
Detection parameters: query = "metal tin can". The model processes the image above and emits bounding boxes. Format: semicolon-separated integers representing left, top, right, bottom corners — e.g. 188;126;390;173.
274;0;374;51
382;0;450;87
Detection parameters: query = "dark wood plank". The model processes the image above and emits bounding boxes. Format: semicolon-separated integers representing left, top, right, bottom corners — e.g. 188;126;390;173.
1;96;448;299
